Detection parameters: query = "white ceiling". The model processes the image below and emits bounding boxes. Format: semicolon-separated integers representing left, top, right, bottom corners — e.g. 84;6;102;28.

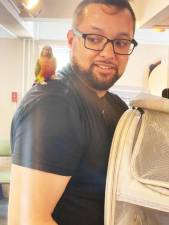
132;0;169;29
13;0;81;18
0;0;169;42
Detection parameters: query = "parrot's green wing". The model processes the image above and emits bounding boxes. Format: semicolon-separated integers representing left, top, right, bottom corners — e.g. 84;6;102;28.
35;60;41;76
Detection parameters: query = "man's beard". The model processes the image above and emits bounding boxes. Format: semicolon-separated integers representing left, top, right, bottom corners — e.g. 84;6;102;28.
71;60;120;91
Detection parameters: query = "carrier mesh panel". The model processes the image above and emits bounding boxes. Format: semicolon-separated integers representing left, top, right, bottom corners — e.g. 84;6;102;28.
131;110;169;191
105;96;169;225
114;202;169;225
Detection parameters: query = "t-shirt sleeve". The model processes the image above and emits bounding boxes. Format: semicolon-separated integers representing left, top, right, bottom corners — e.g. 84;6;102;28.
12;94;85;176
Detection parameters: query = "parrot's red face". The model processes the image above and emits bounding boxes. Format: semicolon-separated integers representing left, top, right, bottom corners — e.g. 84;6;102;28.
41;46;52;57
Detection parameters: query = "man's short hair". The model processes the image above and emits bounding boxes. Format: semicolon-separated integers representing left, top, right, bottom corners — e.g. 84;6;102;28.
72;0;136;32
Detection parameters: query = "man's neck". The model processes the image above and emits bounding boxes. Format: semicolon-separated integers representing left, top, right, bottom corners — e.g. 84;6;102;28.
96;90;107;98
80;77;107;98
69;64;108;98
74;72;107;98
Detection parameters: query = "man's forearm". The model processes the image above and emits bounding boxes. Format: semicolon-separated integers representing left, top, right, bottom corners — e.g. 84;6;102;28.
8;217;58;225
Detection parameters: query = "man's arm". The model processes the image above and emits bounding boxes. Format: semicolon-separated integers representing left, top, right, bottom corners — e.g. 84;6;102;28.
8;164;71;225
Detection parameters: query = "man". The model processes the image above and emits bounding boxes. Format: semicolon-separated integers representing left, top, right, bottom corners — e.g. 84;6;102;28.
8;0;137;225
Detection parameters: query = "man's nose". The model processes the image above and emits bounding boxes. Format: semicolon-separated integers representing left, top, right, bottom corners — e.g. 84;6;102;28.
99;41;116;58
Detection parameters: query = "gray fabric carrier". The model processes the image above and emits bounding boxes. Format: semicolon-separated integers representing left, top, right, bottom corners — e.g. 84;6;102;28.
105;93;169;225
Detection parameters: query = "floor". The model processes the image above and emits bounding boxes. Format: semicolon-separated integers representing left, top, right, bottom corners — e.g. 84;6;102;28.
0;198;8;225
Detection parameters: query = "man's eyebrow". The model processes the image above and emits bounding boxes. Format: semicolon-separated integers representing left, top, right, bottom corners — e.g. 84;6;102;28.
89;26;104;32
117;32;131;38
88;27;132;38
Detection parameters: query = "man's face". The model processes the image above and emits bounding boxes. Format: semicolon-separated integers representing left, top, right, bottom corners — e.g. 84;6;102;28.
67;4;134;92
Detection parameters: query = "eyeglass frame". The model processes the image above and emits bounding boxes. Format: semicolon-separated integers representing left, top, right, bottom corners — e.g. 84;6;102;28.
73;28;138;55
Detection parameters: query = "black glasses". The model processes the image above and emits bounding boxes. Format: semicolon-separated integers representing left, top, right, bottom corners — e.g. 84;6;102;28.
73;29;138;55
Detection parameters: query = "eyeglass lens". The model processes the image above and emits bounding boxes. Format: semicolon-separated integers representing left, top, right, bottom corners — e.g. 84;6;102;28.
85;34;134;54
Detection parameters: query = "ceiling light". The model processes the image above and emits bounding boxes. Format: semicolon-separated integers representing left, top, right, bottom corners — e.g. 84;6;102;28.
23;0;39;10
153;26;166;32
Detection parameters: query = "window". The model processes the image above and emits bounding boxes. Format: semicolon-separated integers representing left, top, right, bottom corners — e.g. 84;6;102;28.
52;46;70;70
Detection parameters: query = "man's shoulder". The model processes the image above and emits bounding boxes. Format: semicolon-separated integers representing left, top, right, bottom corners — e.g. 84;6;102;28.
16;78;75;119
26;77;73;102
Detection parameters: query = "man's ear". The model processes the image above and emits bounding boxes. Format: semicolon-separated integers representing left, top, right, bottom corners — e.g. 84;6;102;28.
67;30;74;48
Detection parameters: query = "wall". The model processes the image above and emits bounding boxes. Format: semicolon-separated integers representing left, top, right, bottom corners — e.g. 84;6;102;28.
111;43;169;101
0;39;68;139
0;39;23;139
119;44;168;86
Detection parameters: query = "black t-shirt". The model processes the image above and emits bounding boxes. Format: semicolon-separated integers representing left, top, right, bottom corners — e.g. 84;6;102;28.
11;64;128;225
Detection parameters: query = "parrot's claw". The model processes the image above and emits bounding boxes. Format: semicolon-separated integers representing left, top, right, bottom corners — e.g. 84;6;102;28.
33;80;47;85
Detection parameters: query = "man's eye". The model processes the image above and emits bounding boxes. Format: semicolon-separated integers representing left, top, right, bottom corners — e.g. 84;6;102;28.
115;40;130;48
86;35;103;43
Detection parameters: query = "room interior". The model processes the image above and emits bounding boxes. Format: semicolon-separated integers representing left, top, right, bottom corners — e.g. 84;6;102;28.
0;1;169;224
